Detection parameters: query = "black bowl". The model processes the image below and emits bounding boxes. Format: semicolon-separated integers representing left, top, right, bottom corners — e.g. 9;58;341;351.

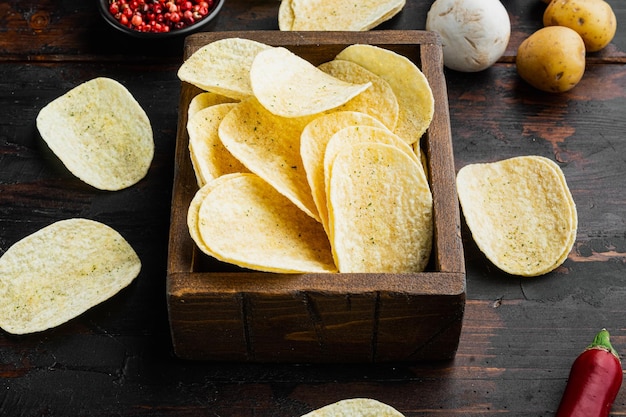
98;0;225;39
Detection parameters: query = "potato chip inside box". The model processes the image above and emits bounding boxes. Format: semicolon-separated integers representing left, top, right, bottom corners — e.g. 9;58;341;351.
167;31;465;362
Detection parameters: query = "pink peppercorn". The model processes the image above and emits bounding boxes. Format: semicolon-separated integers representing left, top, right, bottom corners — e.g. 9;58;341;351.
108;0;214;33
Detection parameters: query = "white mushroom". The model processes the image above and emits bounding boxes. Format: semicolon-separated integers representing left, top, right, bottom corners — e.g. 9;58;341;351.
426;0;511;72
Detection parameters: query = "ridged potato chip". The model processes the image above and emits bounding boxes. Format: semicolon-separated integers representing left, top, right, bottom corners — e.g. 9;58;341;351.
250;47;372;118
36;77;154;191
197;173;337;273
336;44;434;145
280;0;406;31
0;218;141;335
456;155;577;277
177;38;272;100
328;142;432;272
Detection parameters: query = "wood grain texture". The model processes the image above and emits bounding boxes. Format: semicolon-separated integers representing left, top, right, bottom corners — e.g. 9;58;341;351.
1;0;626;415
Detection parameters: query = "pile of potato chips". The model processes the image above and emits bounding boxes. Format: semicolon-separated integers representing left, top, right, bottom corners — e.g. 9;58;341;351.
278;0;406;31
456;155;577;277
178;38;435;274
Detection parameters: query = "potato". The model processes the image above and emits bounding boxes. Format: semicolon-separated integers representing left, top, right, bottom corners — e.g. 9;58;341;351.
516;26;586;93
543;0;616;52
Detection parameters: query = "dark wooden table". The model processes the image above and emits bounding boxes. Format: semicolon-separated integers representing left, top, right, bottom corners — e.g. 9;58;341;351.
1;0;625;415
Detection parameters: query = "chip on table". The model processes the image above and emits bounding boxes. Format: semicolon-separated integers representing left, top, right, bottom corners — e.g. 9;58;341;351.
300;398;406;417
0;218;141;335
456;155;577;277
36;77;154;191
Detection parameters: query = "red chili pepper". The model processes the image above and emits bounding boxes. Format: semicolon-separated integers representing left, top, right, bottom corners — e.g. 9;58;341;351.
555;328;623;417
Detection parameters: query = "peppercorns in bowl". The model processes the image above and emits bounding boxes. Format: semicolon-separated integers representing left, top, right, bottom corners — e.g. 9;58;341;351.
98;0;225;39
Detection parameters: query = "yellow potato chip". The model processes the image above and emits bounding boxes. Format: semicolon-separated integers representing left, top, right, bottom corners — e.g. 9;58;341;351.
177;38;272;100
530;156;578;269
286;0;406;31
456;155;577;277
370;1;406;28
301;111;388;233
218;97;320;221
36;77;154;191
197;173;337;273
322;126;424;239
187;103;248;186
278;0;294;30
323;125;421;192
318;59;399;130
187;173;243;258
301;399;405;417
0;218;141;335
328;142;433;273
188;91;237;119
336;44;434;145
250;47;372;118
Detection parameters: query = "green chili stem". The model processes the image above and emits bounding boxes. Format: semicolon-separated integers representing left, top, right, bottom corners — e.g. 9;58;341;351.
587;328;619;358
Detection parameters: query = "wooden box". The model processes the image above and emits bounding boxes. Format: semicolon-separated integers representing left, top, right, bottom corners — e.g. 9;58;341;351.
167;31;465;363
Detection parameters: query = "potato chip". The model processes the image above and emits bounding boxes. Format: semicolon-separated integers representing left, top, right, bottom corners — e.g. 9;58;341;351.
284;0;406;31
336;44;434;145
188;91;237;119
511;155;578;273
318;59;399;130
187;173;243;257
197;173;337;273
301;111;388;233
323;125;424;242
301;399;405;417
218;97;320;221
36;77;154;191
370;1;407;28
250;47;372;118
328;142;432;273
187;103;248;186
0;218;141;335
531;156;578;268
277;0;295;30
324;125;421;180
177;38;272;100
456;155;577;277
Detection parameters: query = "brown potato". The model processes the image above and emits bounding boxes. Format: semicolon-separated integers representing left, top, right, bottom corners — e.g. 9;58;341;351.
543;0;616;52
516;26;586;93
